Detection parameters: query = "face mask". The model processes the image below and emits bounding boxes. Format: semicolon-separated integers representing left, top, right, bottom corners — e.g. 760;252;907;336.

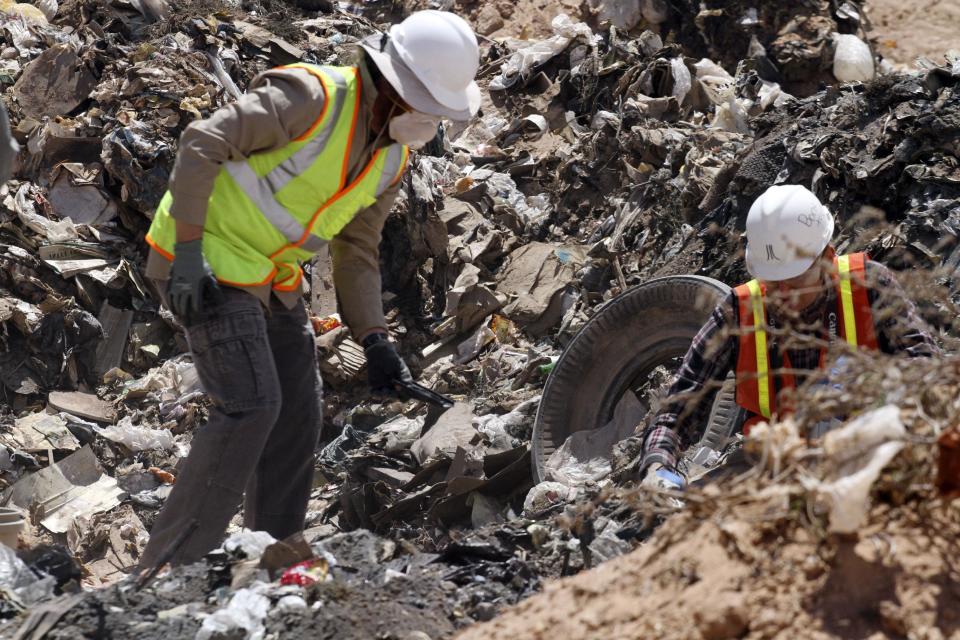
388;111;442;148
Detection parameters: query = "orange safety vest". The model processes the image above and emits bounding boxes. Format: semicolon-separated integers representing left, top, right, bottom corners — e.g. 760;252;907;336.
733;253;878;433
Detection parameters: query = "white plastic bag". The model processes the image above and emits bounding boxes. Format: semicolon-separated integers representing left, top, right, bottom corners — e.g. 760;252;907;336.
812;405;905;533
490;14;598;90
196;588;271;640
545;391;642;486
95;417;175;451
474;396;540;452
223;529;277;559
523;481;576;514
372;415;425;454
833;33;874;83
670;57;692;104
0;544;55;605
593;0;641;30
34;0;57;20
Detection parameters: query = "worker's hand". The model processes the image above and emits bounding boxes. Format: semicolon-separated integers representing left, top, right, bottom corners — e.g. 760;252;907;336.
640;462;664;490
640;462;685;492
167;239;223;325
363;334;413;395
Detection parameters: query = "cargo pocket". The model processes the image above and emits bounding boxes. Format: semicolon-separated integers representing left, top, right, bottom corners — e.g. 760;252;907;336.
186;309;274;414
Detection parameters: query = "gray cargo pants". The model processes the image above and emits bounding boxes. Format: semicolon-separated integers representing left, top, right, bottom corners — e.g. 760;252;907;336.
139;287;321;568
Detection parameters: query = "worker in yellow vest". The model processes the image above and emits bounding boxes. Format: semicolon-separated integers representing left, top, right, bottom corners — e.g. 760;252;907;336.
640;185;939;483
139;10;481;568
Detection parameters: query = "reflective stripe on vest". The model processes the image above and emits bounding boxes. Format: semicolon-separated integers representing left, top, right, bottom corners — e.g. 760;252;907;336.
733;253;878;424
222;66;404;254
267;142;409;291
835;253;877;349
746;278;772;419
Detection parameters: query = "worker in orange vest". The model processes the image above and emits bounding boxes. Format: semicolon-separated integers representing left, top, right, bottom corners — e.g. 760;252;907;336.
640;185;939;482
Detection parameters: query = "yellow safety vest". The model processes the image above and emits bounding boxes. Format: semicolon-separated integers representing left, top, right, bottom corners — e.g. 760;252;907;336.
146;64;409;292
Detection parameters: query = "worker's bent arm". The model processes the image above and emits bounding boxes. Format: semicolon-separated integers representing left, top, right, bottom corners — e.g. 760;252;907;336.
168;68;325;235
640;293;738;470
330;184;400;340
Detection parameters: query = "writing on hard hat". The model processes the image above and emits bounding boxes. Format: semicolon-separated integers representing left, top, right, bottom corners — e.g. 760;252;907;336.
744;185;835;281
360;11;482;121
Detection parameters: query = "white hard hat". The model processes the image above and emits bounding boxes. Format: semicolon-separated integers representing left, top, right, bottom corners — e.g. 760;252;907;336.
744;185;835;281
360;10;482;121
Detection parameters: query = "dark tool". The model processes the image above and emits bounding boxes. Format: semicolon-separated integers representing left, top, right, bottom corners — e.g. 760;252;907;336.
394;379;454;409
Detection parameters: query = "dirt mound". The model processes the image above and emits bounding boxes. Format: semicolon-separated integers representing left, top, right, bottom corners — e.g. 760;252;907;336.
458;439;960;640
868;0;960;66
457;508;960;640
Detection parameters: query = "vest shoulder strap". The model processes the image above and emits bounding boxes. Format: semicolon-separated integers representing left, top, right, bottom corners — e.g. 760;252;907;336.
734;279;774;419
834;252;878;350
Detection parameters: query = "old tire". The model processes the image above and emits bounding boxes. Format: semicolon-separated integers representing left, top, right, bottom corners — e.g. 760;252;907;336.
532;275;743;483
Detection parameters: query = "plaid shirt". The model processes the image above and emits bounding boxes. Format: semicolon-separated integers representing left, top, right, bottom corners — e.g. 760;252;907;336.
640;260;941;471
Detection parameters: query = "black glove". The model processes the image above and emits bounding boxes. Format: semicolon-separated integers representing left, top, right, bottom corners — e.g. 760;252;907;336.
363;333;413;395
167;239;224;325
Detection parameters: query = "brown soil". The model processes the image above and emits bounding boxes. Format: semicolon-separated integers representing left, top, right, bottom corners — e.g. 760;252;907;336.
867;0;960;66
455;0;590;40
455;505;960;640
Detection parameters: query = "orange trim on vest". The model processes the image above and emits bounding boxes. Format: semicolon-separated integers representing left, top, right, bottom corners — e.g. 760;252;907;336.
145;232;174;261
389;146;410;187
339;73;362;190
217;268;278;288
146;231;278;287
271;266;303;292
286;64;333;143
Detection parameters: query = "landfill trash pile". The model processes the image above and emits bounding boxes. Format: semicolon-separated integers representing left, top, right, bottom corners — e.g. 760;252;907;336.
0;0;957;637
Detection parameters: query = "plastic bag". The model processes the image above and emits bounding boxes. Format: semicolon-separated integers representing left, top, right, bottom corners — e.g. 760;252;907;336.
490;14;597;90
0;544;55;606
833;33;874;83
223;530;276;560
372;415;425;454
95;417;174;451
813;406;905;533
474;396;540;451
670;58;692;104
0;544;34;590
545;392;641;486
593;0;641;30
34;0;56;19
280;557;331;587
523;481;576;515
196;588;271;640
